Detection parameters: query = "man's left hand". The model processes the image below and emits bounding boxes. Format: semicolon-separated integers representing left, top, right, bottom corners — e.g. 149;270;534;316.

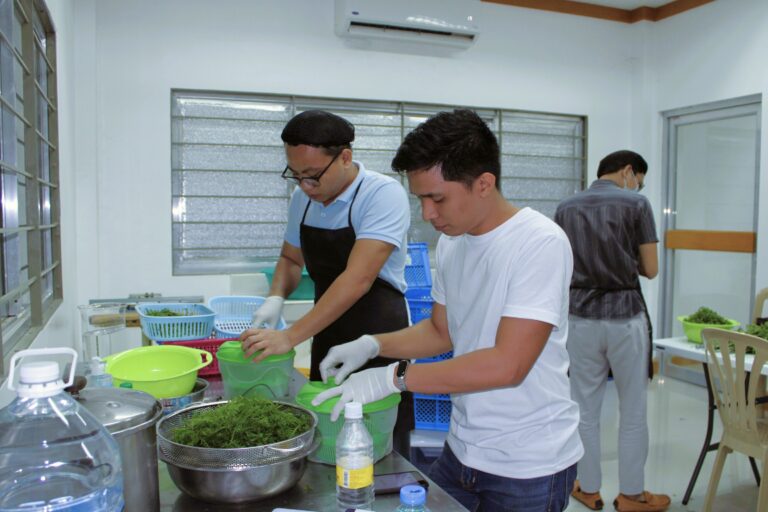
311;362;400;421
239;328;294;362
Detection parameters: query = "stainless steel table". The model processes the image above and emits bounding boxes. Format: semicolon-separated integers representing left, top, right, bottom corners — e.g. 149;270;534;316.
159;450;468;511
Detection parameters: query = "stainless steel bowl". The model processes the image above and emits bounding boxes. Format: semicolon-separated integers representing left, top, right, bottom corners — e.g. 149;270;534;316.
159;378;209;415
157;400;319;503
165;439;318;504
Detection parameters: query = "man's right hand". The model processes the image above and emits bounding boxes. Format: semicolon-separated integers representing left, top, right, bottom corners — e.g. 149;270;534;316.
251;296;285;329
319;335;381;384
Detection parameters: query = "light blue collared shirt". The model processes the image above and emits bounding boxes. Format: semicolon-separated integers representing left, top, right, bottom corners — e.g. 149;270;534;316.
284;161;410;292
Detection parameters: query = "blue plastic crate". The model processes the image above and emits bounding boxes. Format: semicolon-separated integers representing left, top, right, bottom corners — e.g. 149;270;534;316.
414;393;451;431
407;297;433;324
405;242;432;288
208;296;287;337
136;303;216;342
415;351;453;364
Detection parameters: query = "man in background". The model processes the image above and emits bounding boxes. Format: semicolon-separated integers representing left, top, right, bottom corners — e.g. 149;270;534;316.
555;150;668;512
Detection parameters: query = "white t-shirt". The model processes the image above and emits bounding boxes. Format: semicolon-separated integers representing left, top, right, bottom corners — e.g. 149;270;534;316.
431;207;583;478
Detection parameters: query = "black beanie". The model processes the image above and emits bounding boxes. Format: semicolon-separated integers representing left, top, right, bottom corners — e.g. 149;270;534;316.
281;110;355;147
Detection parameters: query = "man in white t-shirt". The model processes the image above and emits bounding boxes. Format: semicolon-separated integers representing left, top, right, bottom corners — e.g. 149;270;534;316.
312;109;583;512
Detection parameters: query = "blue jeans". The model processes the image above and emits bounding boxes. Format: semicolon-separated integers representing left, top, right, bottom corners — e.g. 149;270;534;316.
428;443;576;512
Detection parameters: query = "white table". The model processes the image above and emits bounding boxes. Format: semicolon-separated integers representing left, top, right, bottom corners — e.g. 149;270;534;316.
653;336;766;504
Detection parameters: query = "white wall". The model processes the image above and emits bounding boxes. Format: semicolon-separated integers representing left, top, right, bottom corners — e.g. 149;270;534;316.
8;0;768;402
642;0;768;324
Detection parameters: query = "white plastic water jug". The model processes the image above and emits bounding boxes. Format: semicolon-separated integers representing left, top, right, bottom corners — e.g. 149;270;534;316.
0;347;124;511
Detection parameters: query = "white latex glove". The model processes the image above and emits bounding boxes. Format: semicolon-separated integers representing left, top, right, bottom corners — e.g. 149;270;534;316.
319;335;381;384
251;296;285;329
311;363;400;421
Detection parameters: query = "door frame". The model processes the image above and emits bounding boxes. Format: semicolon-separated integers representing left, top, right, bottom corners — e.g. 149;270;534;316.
659;94;762;337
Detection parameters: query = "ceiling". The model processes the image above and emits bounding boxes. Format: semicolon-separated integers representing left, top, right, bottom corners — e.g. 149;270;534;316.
582;0;672;7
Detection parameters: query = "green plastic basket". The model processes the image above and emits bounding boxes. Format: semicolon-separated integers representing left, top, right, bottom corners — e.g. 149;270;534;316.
295;378;400;465
677;315;740;344
216;341;295;400
263;267;314;300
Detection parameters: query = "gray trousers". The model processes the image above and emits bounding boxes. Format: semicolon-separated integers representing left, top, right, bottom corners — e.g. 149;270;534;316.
567;313;649;495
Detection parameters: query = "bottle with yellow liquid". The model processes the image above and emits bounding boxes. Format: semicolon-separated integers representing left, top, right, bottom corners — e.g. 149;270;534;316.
336;401;374;511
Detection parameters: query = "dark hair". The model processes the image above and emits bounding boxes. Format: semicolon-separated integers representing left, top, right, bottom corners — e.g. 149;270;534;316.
391;109;501;190
596;150;648;177
281;110;354;156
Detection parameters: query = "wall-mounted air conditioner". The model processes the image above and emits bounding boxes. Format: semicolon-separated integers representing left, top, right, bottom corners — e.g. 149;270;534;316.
334;0;480;50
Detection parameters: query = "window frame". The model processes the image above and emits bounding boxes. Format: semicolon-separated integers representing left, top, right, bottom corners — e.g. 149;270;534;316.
0;0;61;377
171;90;586;276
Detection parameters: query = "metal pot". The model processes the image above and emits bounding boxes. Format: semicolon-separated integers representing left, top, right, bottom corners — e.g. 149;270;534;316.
76;387;163;512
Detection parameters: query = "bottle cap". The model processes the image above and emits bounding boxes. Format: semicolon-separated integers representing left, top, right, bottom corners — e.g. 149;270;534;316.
400;484;427;506
344;401;363;419
90;357;106;376
17;361;65;398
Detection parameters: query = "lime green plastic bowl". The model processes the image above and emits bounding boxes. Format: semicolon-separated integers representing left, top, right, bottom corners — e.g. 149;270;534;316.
105;345;212;399
295;378;400;465
677;316;740;344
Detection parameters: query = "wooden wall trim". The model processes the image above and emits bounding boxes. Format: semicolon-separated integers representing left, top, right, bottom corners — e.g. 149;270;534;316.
484;0;715;24
665;230;757;253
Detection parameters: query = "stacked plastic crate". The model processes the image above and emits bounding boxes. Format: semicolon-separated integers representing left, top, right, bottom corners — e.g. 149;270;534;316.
405;242;452;432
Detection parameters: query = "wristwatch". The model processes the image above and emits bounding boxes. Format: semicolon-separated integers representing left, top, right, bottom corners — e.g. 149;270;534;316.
395;360;409;392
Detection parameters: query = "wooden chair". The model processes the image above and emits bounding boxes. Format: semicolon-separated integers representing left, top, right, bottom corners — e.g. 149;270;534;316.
701;328;768;511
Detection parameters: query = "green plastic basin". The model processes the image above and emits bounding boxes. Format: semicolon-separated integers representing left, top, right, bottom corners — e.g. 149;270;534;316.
677;316;741;344
263;267;314;300
295;378;400;465
105;345;212;399
216;341;295;400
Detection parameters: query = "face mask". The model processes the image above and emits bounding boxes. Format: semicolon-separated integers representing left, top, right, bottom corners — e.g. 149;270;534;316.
624;172;640;193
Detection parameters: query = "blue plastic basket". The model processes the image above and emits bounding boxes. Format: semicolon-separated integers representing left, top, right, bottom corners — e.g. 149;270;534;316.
208;296;287;337
414;393;451;431
406;287;433;324
415;351;453;364
135;303;216;342
405;242;432;288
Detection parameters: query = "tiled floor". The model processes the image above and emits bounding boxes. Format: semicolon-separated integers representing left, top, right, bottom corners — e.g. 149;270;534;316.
566;376;761;511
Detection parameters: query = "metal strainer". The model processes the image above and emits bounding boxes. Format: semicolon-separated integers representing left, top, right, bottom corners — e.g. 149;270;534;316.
156;400;317;469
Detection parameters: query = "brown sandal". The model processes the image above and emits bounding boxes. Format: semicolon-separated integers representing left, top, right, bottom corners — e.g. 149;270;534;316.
613;491;671;512
572;480;604;511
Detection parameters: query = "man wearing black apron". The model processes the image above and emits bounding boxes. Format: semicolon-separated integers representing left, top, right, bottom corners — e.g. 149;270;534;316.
554;150;670;512
240;110;414;458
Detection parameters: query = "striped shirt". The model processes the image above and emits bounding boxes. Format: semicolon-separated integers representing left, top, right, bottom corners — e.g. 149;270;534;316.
554;179;658;319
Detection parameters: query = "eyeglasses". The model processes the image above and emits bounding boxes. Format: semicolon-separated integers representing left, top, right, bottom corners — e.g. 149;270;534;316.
281;150;342;188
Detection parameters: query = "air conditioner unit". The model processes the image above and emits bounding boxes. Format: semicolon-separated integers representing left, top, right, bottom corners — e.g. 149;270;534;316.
334;0;480;50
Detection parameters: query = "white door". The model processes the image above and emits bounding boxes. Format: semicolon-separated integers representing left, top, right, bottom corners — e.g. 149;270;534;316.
660;96;761;337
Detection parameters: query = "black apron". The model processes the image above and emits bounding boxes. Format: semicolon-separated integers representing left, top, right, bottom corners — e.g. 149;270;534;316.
571;285;655;379
299;177;414;456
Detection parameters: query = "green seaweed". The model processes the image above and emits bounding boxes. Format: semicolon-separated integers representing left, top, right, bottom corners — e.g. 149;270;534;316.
171;396;312;448
686;306;729;325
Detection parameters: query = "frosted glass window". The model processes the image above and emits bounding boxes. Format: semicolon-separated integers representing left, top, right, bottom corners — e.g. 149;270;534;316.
172;91;586;275
0;0;61;363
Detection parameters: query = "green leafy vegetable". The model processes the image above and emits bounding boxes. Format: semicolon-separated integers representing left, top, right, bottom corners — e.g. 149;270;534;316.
171;396;312;448
743;322;768;341
145;308;193;317
686;306;729;325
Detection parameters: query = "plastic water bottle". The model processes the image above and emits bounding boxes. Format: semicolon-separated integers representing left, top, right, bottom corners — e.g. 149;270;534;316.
0;348;124;511
395;485;430;511
87;357;113;388
336;401;374;511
